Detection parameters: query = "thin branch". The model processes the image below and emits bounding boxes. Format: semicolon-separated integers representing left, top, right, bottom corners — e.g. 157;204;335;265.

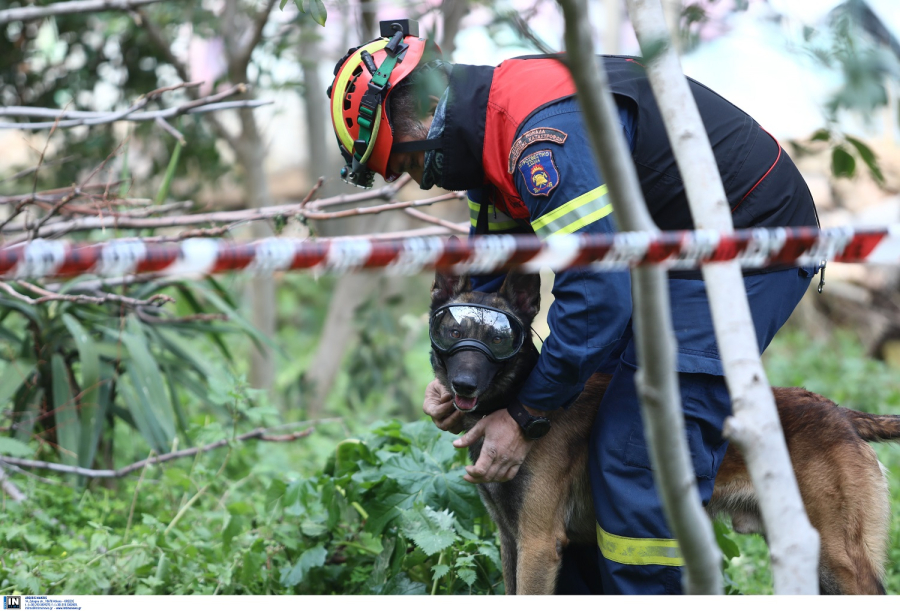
303;191;466;220
0;426;314;479
403;208;469;233
154;117;185;144
0;100;270;123
306;174;412;210
0;156;77;184
0;83;256;130
0;0;165;25
234;0;279;74
0;462;26;502
0;281;174;308
2;186;420;238
331;226;461;240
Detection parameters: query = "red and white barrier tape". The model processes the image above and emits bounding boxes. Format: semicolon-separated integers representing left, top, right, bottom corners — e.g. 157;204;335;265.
1;226;899;280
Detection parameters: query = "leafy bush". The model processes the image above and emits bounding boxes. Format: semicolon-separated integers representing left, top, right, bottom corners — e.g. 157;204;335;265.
0;419;501;595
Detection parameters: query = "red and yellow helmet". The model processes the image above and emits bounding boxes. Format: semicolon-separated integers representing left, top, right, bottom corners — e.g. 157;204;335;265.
328;20;436;188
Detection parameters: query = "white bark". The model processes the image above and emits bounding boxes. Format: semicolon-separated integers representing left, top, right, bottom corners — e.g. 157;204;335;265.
625;0;820;594
558;0;722;594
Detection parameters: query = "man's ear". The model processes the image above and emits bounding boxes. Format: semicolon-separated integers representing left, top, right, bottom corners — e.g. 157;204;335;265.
499;272;541;321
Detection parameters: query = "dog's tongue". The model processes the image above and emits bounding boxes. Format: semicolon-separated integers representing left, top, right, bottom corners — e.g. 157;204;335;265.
455;394;478;411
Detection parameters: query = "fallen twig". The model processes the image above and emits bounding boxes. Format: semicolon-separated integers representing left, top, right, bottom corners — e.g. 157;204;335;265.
303;191;465;220
0;425;314;479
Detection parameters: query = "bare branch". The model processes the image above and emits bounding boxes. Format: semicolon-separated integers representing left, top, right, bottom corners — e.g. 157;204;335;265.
234;0;279;74
0;156;77;184
0;280;174;308
154;117;185;144
0;462;26;502
303;191;466;220
0;425;314;479
0;84;262;130
1;186;432;238
403;208;469;233
0;0;165;26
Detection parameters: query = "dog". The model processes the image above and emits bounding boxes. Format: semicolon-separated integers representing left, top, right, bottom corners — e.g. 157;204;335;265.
429;270;900;595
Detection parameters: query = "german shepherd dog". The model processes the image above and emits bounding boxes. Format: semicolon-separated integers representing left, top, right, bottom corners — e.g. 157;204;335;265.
429;271;900;595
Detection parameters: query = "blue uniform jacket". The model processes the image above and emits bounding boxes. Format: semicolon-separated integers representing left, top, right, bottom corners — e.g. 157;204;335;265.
469;97;815;411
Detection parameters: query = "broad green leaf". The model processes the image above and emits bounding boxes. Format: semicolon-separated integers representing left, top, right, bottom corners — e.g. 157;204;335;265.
190;283;277;353
714;519;741;561
309;0;326;26
400;505;456;555
845;135;885;185
279;544;327;587
13;387;41;443
163;364;191;442
292;0;306;14
62;314;101;470
457;567;477;587
0;359;35;408
431;564;450;580
279;0;290;9
831;145;856;178
377;573;426;595
0;437;33;458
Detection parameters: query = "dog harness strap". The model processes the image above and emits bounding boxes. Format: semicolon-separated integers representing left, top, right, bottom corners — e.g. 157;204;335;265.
531;184;613;239
596;524;685;567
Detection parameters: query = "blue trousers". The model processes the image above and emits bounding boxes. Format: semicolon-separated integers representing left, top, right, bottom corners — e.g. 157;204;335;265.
557;266;814;595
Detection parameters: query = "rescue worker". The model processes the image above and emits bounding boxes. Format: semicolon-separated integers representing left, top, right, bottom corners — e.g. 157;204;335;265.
327;20;819;594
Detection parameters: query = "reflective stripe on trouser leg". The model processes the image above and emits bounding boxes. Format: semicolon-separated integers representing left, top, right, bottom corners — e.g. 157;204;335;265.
588;359;731;595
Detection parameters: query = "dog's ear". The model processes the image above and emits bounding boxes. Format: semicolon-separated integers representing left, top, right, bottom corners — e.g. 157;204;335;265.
432;272;471;308
499;272;540;321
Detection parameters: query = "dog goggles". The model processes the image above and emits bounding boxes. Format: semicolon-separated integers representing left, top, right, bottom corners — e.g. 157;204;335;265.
429;304;526;362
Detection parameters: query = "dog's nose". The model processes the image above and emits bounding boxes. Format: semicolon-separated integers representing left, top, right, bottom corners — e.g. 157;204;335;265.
451;376;477;397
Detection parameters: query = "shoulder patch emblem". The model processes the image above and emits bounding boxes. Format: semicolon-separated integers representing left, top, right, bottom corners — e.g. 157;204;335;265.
508;128;568;174
518;149;559;197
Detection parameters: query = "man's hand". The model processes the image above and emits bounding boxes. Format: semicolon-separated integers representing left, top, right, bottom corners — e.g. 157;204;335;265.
422;379;464;434
453;408;534;483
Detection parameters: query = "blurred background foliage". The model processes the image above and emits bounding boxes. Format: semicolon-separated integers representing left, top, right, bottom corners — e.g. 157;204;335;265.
1;0;900;596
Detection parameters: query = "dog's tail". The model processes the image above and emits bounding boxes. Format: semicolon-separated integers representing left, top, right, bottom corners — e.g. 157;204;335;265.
845;409;900;443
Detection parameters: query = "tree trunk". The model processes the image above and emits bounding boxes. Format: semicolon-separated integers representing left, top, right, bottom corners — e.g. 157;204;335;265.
558;0;723;594
625;0;820;594
440;0;470;58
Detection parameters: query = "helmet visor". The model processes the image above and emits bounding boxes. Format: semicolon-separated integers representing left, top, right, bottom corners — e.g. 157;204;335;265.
429;304;525;361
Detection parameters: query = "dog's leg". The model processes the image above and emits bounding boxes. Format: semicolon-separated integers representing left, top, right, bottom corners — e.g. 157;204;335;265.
514;532;566;595
498;529;519;595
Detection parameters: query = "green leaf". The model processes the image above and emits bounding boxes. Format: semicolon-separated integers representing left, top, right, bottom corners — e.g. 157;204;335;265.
377;573;426;595
0;360;35;408
51;353;80;469
400;505;456;555
0;437;33;458
155;139;183;205
279;0;290;9
292;0;306;14
457;567;477;587
831;145;856;178
279;544;327;587
431;564;450;580
222;514;244;555
120;317;175;450
810;128;831;142
845;135;885;185
62;314;101;471
713;519;741;561
308;0;327;26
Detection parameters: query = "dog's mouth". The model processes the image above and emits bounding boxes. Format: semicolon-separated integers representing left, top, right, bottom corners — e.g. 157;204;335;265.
453;394;479;412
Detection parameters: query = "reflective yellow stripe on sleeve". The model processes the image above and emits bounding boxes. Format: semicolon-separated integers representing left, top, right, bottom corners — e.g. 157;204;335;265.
468;200;520;231
530;185;612;239
596;524;684;567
